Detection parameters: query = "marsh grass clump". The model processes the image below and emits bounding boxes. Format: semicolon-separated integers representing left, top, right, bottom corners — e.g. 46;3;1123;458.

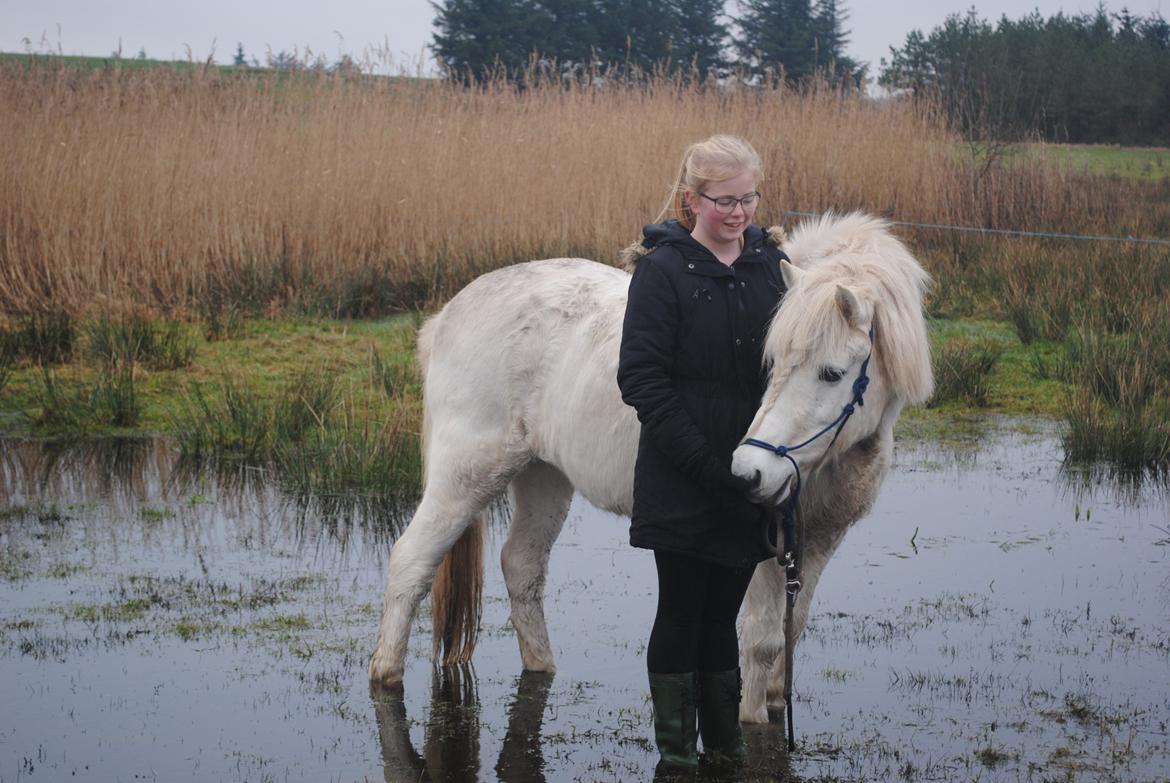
1061;330;1154;407
34;360;140;429
173;366;422;504
197;293;245;342
275;402;421;506
0;345;11;394
1;311;76;364
1059;314;1170;472
1062;388;1170;471
974;745;1014;768
369;346;420;400
274;367;340;444
173;377;272;462
928;338;1005;407
86;313;198;370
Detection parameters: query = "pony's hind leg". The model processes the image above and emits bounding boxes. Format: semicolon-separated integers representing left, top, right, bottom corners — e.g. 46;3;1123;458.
369;449;521;686
501;461;573;673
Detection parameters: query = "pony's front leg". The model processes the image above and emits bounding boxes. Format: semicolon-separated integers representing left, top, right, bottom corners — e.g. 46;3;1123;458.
739;558;786;723
369;489;488;686
501;462;573;672
762;544;835;714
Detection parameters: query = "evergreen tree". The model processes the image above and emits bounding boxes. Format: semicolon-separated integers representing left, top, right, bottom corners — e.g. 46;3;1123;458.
431;0;535;81
430;0;720;81
811;0;865;84
880;6;1170;144
671;0;729;79
737;0;815;81
233;43;248;67
735;0;859;85
593;0;679;74
529;0;605;72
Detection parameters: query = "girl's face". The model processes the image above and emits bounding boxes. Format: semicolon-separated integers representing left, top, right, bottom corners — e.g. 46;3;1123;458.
686;169;759;247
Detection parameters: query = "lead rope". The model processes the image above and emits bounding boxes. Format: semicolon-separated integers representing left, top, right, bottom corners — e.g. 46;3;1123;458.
783;495;802;753
761;462;802;753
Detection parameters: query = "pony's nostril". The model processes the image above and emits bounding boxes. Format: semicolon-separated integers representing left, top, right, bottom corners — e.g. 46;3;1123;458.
751;470;762;488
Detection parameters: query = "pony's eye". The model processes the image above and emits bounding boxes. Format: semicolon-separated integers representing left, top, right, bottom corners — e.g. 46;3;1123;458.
818;367;844;384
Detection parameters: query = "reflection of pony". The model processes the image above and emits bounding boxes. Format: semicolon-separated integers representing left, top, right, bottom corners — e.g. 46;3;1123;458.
369;213;933;725
371;669;799;781
372;666;549;783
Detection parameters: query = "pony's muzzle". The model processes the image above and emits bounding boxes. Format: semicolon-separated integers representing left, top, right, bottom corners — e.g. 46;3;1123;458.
733;445;796;504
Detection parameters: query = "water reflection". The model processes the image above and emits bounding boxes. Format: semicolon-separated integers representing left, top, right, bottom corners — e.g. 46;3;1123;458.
373;667;558;783
1057;460;1170;507
1;436;168;505
0;435;416;547
4;433;1169;781
371;665;800;783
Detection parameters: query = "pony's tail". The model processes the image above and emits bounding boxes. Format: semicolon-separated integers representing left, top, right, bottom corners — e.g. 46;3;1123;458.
431;516;485;665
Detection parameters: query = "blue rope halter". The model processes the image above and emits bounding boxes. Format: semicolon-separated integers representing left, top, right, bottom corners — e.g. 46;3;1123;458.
742;325;874;499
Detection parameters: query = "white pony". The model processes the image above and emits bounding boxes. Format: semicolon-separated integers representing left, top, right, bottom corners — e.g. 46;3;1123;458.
369;212;933;724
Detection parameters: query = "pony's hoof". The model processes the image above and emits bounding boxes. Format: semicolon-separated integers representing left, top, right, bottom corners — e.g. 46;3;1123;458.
520;656;557;674
739;702;770;724
368;654;405;687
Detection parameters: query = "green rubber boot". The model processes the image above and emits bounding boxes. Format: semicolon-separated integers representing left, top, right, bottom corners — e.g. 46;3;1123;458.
648;671;699;771
697;669;747;764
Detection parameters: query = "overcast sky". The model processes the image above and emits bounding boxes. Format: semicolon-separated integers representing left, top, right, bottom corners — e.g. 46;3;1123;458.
4;0;1167;77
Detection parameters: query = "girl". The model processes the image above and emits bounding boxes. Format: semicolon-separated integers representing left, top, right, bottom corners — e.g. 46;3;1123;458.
617;135;787;772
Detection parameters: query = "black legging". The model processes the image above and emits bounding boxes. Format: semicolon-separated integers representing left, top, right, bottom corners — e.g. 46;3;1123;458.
647;550;756;674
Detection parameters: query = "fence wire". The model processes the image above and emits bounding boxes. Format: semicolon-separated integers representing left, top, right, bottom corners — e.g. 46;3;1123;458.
781;210;1170;247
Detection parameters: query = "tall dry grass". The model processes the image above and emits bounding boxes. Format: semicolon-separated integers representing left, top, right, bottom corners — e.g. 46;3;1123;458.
0;61;1145;316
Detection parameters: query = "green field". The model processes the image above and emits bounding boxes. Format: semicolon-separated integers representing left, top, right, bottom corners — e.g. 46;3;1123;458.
1028;142;1170;181
0;314;417;433
0;51;227;72
0;311;1066;442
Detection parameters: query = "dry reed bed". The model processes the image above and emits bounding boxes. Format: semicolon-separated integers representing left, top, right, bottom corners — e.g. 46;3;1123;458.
0;63;1141;316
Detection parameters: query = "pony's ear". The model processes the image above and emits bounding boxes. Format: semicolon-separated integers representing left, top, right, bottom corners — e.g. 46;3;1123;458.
779;259;804;291
835;285;863;327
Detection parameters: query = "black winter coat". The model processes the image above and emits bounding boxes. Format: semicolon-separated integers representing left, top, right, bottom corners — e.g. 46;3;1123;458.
617;220;788;568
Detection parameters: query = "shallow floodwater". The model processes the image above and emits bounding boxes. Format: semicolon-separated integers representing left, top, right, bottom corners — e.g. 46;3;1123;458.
1;432;1168;782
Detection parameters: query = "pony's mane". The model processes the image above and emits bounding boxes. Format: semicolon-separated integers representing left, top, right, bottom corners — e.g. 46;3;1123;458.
766;212;934;405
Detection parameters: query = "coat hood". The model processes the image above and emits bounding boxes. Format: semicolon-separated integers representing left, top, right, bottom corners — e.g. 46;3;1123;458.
619;220;787;270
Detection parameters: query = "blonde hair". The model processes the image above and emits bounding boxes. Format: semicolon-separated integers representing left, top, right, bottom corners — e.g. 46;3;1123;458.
655;135;764;230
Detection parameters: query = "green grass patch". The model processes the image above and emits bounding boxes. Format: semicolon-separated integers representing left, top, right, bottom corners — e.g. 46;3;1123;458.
1;313;420;432
0;51;241;74
47;562;87;579
175;620;225;641
1029;143;1170;182
252;614;311;633
72;598;154;623
0;547;34;581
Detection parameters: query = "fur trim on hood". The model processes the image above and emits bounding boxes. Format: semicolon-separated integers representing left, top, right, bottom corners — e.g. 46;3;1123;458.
618;223;786;271
618;240;652;271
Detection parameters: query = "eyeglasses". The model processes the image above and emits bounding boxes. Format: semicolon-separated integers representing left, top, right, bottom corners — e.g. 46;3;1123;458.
699;191;761;214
